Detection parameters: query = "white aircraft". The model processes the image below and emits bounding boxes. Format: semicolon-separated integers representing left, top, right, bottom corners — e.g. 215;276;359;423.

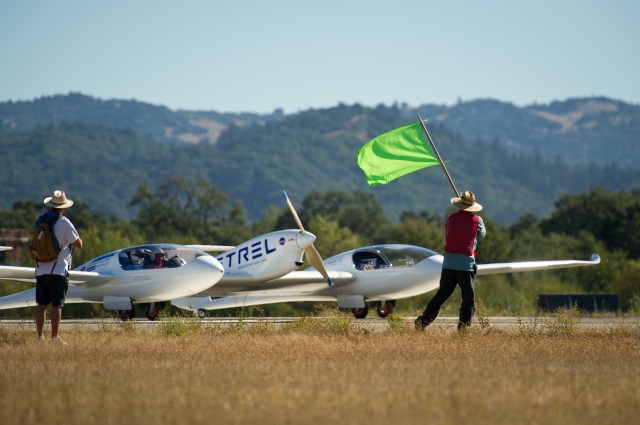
173;244;601;319
0;192;601;320
0;244;224;320
171;192;601;319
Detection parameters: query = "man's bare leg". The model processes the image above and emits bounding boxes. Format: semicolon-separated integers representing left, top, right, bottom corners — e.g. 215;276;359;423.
35;304;47;338
50;306;62;338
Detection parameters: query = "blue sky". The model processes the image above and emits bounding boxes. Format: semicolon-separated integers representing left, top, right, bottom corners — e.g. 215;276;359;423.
1;0;638;113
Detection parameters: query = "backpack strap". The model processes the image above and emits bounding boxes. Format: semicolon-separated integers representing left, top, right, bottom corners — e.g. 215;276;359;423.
46;212;62;274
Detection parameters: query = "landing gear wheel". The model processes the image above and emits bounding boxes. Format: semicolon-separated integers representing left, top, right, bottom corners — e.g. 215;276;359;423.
352;306;369;319
376;300;396;318
197;309;208;319
118;309;135;321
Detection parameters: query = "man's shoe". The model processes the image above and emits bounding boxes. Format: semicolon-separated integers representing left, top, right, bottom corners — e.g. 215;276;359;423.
414;316;427;330
37;335;46;341
51;337;68;345
457;323;471;334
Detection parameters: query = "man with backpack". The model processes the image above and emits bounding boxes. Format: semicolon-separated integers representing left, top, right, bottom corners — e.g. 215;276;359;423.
33;189;83;344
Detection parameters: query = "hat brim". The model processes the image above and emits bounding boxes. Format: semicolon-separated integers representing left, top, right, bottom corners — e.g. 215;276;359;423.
44;197;74;209
451;197;482;212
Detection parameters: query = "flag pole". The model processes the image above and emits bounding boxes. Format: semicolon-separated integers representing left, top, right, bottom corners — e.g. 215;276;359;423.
417;114;461;198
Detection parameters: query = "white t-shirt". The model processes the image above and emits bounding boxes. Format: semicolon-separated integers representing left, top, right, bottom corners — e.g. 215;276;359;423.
35;215;80;276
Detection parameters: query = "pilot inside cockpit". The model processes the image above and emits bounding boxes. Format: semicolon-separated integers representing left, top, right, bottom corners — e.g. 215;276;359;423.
117;246;192;270
146;247;166;269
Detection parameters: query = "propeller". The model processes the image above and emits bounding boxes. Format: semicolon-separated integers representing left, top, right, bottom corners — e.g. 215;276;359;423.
283;191;332;286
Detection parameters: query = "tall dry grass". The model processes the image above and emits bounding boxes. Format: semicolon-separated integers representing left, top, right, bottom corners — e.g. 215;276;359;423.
1;318;639;425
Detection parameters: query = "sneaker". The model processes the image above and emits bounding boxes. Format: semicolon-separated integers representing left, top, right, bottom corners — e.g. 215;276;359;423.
457;323;471;334
414;316;427;331
51;337;68;345
37;335;46;341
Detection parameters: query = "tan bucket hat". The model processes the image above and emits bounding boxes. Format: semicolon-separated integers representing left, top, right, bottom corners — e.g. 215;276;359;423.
451;191;482;212
44;189;74;209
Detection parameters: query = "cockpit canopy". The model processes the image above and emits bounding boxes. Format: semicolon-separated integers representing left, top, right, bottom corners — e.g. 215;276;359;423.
353;245;439;271
117;244;207;271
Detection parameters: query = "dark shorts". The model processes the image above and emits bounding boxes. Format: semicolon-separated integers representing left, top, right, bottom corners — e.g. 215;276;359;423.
36;274;69;308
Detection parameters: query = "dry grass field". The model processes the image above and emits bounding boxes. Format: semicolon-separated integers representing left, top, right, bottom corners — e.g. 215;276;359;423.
1;316;639;425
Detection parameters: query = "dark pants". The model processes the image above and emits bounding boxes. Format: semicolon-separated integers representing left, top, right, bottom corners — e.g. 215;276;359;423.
36;274;69;308
421;268;475;328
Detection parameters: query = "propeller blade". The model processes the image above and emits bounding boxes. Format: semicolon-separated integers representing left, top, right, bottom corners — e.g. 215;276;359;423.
305;244;332;286
283;190;332;286
283;191;306;234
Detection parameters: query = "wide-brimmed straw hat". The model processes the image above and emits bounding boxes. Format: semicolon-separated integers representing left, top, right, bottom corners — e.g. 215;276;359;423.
44;190;74;209
451;191;482;212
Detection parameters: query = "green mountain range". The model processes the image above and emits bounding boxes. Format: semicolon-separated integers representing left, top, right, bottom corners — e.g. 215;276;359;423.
1;94;638;224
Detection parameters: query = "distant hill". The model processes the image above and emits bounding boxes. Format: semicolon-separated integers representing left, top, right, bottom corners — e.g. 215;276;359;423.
0;92;284;145
2;93;638;167
414;97;640;167
1;101;638;224
204;104;640;223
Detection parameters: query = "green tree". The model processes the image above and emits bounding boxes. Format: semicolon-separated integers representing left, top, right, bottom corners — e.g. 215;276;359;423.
376;211;444;251
72;226;143;267
540;189;640;258
250;205;282;236
307;216;364;258
129;177;245;244
277;190;389;239
0;201;41;229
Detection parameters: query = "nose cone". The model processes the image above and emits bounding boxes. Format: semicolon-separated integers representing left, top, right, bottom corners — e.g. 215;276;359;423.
295;231;316;250
199;254;225;279
187;255;225;290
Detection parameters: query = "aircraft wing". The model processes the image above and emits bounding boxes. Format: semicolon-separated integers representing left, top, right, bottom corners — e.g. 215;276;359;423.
0;266;37;283
476;254;600;276
0;289;37;309
173;294;336;311
266;270;355;286
0;266;114;287
173;270;355;311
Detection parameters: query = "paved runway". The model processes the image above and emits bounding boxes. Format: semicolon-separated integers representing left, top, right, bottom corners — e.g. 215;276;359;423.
2;316;638;332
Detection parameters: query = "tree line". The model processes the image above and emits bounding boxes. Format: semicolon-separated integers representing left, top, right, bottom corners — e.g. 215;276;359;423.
2;110;640;226
1;180;639;317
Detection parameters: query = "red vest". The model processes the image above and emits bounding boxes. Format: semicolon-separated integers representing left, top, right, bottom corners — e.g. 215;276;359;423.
444;210;479;257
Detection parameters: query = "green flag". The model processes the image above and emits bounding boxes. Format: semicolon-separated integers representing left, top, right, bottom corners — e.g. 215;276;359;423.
357;121;440;186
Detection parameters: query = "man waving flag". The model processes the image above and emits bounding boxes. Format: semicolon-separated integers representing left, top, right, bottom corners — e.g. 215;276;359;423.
357;121;440;186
